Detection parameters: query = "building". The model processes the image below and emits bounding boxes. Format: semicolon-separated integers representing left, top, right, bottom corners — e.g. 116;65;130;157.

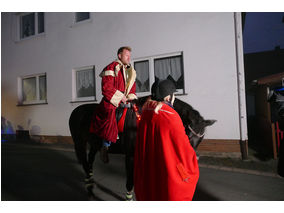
1;12;247;157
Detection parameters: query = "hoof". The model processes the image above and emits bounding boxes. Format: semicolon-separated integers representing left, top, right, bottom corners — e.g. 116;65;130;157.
88;171;93;177
125;192;133;201
85;174;95;188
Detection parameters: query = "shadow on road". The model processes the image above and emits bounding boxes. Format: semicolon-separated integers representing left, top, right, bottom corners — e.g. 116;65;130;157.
193;182;220;201
2;141;222;201
1;142;124;201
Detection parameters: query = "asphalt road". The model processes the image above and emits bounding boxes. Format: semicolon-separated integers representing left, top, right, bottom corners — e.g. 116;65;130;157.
2;142;284;201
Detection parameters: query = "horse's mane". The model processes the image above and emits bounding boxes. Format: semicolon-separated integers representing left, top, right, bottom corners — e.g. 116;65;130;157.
173;98;204;126
133;96;204;126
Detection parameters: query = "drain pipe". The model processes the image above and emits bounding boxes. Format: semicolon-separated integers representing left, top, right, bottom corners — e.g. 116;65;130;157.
234;12;248;160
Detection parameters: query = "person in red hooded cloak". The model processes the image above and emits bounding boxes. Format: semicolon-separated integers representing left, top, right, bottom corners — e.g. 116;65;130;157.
134;80;199;201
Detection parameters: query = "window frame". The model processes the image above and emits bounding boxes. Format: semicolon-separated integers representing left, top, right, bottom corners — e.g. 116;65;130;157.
17;73;47;106
132;51;185;97
72;65;97;103
17;12;45;41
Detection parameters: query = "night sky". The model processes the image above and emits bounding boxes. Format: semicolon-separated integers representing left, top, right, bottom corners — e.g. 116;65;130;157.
243;12;284;54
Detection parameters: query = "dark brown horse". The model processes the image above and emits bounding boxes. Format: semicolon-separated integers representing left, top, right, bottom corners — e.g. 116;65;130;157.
68;96;216;200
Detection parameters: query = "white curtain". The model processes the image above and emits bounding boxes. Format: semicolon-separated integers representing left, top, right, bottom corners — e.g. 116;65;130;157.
76;69;94;97
23;77;36;102
134;61;149;92
154;56;182;82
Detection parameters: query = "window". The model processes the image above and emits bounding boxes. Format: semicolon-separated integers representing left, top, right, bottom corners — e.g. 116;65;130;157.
134;60;150;93
75;12;90;22
72;65;96;102
18;73;47;105
133;52;185;96
19;12;45;39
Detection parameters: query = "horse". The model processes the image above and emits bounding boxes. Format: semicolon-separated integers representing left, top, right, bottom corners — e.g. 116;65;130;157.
68;96;216;200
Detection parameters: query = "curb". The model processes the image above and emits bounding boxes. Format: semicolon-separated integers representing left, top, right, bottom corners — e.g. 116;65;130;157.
199;163;281;178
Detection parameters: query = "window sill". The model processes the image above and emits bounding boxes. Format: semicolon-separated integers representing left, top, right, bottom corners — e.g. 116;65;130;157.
15;33;46;43
17;102;48;106
137;92;188;97
70;99;98;104
70;19;92;28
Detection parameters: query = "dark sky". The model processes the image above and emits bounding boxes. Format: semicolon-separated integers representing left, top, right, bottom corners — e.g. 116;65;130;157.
243;12;284;54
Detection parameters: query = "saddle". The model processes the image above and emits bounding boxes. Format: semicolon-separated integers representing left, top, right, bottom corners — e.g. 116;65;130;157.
116;103;131;133
116;102;141;133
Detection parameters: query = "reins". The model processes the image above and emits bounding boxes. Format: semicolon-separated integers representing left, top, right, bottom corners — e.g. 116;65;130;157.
187;124;205;138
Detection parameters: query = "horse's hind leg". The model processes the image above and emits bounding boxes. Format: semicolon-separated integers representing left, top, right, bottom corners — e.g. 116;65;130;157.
87;135;100;176
85;145;95;186
125;154;134;200
73;134;93;183
85;134;101;187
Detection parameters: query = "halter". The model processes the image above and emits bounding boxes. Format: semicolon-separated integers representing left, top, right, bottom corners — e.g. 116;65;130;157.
187;124;205;138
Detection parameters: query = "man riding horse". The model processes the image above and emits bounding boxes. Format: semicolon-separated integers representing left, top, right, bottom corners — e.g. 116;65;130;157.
89;46;137;163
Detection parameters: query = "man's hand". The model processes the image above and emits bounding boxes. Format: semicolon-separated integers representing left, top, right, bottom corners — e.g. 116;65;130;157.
121;95;127;104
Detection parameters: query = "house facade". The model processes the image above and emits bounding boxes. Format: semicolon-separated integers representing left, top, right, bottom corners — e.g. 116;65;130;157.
1;12;247;157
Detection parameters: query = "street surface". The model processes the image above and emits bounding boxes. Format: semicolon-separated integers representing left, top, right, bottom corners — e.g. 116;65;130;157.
2;142;284;201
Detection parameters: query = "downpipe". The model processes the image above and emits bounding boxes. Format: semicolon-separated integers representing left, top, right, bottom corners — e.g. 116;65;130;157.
234;12;249;160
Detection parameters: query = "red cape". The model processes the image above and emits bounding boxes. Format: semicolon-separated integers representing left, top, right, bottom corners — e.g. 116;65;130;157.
134;100;199;201
89;61;136;143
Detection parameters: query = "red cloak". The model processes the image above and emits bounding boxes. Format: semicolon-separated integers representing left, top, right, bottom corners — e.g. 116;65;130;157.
89;60;136;143
134;100;199;201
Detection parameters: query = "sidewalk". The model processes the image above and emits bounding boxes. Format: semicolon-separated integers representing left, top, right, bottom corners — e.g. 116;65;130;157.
198;156;279;177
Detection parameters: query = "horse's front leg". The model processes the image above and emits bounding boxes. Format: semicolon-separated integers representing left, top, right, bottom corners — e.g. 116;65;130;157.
125;154;134;201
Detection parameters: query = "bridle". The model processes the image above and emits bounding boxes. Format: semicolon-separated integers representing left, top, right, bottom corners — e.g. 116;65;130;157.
187;124;205;138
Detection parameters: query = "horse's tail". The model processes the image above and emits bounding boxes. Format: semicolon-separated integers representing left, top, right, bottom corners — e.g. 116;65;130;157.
69;104;97;167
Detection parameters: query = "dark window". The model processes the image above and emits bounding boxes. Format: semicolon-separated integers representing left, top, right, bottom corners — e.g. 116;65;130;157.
20;13;35;38
19;13;45;39
75;12;90;22
134;60;150;92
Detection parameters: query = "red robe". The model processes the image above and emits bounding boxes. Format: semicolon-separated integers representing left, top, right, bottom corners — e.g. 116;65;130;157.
89;60;137;143
134;100;199;201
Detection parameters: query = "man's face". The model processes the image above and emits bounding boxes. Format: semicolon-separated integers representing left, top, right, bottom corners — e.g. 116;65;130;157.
118;49;131;65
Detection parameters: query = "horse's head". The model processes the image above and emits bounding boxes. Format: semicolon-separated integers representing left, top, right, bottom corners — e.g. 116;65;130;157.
185;118;216;150
135;96;216;150
173;98;216;150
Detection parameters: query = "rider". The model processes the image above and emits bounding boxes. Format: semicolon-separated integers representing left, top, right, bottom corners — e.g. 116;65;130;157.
90;46;137;163
134;79;199;201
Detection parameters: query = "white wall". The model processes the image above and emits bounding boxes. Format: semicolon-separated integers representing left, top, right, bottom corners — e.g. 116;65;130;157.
1;12;242;140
